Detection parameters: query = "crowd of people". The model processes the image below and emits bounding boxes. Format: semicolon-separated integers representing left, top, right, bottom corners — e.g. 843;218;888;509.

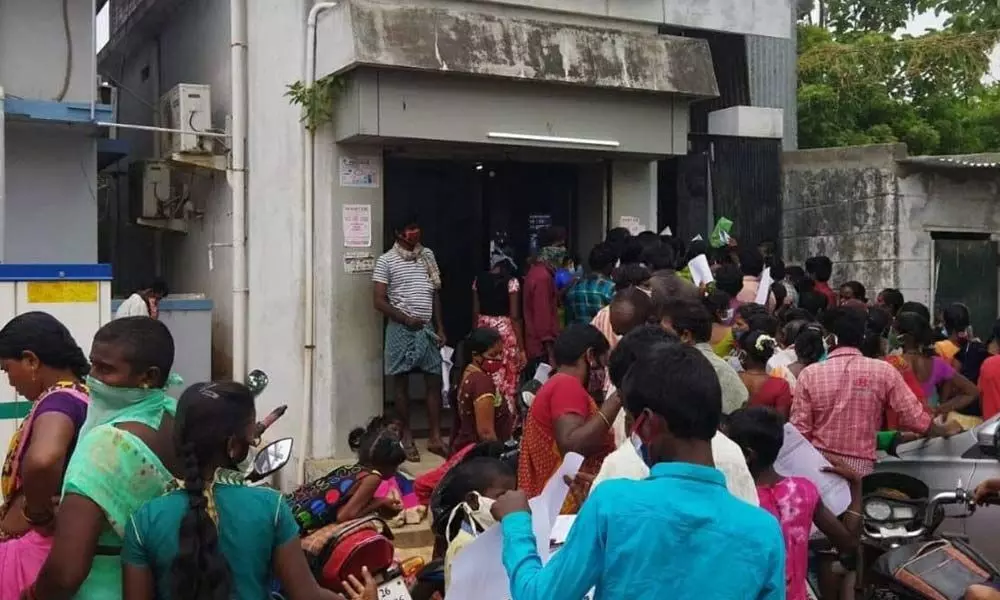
400;222;1000;600
6;216;1000;599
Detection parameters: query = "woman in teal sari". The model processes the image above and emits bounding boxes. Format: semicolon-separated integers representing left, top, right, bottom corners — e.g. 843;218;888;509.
27;317;181;600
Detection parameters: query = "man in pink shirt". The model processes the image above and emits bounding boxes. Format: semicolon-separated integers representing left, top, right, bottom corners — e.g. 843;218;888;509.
736;247;775;312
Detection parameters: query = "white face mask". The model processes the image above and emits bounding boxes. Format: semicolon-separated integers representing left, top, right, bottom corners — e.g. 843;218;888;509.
445;492;497;543
723;308;735;323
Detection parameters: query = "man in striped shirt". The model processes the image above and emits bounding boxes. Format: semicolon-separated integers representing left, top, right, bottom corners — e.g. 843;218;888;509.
373;216;447;460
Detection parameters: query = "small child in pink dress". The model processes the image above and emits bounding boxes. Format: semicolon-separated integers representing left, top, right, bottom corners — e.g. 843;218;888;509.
726;407;863;600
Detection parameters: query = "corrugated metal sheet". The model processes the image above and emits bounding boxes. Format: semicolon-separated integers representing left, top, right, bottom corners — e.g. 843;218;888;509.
687;31;750;135
745;0;798;150
691;135;783;252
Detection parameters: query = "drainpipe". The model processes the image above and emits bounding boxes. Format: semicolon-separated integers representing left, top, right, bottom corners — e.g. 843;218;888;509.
299;1;339;484
0;87;5;262
230;0;249;381
90;0;96;120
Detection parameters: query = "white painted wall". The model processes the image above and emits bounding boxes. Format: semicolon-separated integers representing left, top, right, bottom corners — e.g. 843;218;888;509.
245;0;306;483
0;0;96;102
610;160;658;233
4;122;97;262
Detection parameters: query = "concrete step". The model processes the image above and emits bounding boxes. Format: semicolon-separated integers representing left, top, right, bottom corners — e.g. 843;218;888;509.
304;438;445;551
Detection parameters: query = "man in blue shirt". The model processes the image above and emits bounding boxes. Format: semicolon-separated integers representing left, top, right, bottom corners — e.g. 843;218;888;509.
493;342;786;600
565;242;617;325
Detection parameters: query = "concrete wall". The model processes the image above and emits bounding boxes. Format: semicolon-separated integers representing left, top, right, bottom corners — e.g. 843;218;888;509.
897;169;1000;307
782;144;905;293
335;69;690;156
466;0;793;39
4;123;98;262
0;0;96;102
610;160;657;233
100;0;234;375
245;0;306;482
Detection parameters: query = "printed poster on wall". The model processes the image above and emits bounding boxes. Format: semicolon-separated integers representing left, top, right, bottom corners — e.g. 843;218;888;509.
528;214;553;255
339;156;380;188
618;216;644;236
342;204;372;248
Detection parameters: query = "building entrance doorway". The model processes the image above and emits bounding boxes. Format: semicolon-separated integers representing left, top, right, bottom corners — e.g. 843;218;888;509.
384;157;579;346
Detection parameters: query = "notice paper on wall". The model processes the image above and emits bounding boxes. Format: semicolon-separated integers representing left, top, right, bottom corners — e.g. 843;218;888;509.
618;216;644;236
339;156;380;188
447;453;585;600
342;204;372;248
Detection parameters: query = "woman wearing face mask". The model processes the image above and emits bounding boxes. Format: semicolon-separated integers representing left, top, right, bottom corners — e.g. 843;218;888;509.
432;457;516;590
451;328;514;454
0;313;90;600
122;381;355;600
518;324;617;515
30;317;182;599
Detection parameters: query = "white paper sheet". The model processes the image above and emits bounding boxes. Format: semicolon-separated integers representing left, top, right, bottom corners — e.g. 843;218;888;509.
688;254;714;286
754;267;774;306
774;424;852;516
447;453;584;600
440;346;455;407
550;515;576;546
533;363;552;384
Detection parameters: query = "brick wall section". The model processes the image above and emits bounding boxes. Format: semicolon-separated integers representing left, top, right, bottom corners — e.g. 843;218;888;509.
782;144;906;296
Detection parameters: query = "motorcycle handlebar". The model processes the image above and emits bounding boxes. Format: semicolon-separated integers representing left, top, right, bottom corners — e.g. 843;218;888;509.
923;489;975;529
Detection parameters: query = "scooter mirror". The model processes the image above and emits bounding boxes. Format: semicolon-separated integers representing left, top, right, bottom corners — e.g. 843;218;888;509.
246;370;269;397
251;437;293;480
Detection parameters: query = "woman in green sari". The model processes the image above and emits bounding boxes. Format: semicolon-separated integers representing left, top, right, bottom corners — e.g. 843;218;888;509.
27;317;181;600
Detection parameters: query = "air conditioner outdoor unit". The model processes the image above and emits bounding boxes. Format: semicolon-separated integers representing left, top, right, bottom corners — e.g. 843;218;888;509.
128;160;171;220
158;83;212;156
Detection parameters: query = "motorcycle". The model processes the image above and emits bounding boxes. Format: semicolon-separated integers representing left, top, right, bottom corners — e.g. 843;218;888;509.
813;471;1000;600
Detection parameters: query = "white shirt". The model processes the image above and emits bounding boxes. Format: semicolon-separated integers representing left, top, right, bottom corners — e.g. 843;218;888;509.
592;432;760;507
115;293;150;319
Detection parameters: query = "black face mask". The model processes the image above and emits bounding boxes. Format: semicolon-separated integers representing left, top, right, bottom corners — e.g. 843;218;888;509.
228;437;251;469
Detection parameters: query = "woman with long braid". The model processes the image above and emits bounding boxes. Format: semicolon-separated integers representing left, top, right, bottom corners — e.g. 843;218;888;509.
122;381;371;600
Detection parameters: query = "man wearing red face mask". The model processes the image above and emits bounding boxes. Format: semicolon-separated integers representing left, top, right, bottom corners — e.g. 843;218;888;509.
373;215;448;460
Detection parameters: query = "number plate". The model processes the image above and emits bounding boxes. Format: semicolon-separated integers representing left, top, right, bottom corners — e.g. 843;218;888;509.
377;577;412;600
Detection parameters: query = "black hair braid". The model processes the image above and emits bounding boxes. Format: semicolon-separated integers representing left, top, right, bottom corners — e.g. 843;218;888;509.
171;442;233;600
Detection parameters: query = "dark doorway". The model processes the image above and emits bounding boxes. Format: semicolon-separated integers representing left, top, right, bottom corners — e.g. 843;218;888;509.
933;234;999;338
383;158;578;347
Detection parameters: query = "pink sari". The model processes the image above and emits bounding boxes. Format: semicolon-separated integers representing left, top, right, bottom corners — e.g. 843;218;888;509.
0;385;89;599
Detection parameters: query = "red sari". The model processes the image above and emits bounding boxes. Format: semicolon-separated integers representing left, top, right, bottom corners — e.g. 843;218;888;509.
748;376;793;419
518;374;614;515
884;355;929;430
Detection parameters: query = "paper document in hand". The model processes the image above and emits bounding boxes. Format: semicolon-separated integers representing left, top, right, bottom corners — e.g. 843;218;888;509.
688;254;714;286
446;453;584;600
754;267;774;306
774;424;852;515
440;346;455;405
533;363;552;384
550;515;576;546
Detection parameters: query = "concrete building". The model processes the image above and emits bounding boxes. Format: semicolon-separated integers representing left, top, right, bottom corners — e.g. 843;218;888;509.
1;0;110;263
100;0;794;478
783;143;1000;335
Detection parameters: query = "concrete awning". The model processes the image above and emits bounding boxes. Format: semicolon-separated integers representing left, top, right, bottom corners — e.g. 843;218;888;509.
316;0;719;99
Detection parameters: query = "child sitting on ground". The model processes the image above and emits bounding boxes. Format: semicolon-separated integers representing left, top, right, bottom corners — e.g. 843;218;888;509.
726;407;863;600
286;417;408;532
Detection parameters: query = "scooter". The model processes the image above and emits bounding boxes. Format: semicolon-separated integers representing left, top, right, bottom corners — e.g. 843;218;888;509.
815;471;1000;600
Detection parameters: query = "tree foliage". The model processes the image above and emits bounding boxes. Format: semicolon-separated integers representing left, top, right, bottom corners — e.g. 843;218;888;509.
798;0;1000;154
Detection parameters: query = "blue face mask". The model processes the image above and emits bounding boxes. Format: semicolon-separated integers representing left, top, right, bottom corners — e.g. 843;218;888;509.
630;433;652;466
